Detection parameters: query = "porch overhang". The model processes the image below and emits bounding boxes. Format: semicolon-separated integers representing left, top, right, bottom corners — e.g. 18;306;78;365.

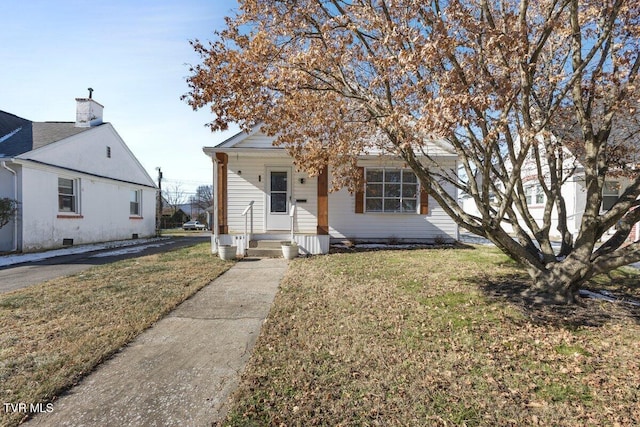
203;147;288;158
203;146;457;160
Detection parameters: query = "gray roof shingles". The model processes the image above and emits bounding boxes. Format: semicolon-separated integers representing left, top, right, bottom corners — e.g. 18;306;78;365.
0;111;94;157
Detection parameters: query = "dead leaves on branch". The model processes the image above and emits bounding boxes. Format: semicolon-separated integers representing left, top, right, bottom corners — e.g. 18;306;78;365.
185;0;639;193
186;0;640;287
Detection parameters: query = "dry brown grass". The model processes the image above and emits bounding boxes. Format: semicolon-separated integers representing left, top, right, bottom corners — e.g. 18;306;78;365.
0;242;232;427
222;246;640;426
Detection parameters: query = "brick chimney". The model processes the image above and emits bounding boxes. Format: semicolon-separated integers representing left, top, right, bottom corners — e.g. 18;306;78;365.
75;88;104;127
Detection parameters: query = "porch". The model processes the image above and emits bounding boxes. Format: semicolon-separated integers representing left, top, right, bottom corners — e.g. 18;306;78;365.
213;233;330;257
208;148;330;257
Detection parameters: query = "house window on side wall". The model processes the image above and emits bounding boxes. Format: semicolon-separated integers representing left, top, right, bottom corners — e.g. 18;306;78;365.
602;181;619;211
525;184;544;205
365;168;418;213
58;177;79;213
130;190;141;216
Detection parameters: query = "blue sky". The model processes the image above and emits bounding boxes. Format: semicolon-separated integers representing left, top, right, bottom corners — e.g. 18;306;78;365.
1;0;240;197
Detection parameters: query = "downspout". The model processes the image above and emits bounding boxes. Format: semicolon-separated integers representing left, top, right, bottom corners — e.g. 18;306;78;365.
1;161;18;252
212;156;219;253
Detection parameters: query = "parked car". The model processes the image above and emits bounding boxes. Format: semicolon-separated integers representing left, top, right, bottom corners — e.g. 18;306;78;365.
182;220;206;230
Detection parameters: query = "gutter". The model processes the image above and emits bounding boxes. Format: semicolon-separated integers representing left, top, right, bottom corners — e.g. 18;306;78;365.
1;160;18;252
212;156;219;251
12;158;156;189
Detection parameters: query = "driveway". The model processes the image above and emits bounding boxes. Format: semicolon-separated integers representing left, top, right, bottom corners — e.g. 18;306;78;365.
0;235;210;294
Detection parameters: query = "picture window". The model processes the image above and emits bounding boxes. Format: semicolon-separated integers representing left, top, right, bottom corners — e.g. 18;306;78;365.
365;168;418;213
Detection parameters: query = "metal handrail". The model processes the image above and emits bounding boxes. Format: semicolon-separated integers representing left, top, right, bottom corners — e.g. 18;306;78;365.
289;203;296;242
242;201;254;254
242;201;254;217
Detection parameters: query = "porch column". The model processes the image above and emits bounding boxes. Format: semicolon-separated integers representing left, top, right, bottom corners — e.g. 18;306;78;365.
212;156;219;251
317;165;329;235
215;153;228;234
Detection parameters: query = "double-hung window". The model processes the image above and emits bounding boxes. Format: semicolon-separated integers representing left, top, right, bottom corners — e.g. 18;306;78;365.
58;178;78;213
602;181;619;211
525;184;544;205
365;168;418;213
130;190;141;216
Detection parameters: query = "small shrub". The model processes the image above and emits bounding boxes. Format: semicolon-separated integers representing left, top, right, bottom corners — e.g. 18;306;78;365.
0;198;18;229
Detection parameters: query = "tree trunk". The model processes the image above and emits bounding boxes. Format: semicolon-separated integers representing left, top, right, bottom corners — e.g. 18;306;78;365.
526;257;592;304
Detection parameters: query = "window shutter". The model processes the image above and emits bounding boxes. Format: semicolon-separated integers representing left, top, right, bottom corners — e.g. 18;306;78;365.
355;167;365;214
419;186;429;215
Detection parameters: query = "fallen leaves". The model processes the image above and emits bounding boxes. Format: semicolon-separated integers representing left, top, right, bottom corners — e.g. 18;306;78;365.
222;248;640;426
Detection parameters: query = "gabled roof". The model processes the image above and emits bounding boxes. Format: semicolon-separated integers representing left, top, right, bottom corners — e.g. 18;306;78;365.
213;126;265;149
0;111;94;157
1;109;156;188
204;125;457;158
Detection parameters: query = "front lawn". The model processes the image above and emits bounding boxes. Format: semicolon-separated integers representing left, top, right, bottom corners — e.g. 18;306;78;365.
0;243;232;427
222;246;640;426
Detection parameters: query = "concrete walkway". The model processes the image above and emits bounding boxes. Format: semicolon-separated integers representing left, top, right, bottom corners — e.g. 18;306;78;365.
27;258;288;427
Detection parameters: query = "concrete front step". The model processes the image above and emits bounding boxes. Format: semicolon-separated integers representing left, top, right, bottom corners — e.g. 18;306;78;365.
249;240;285;249
246;240;286;258
246;248;283;258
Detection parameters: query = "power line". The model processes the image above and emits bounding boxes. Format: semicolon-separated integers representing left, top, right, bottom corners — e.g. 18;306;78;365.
162;178;212;186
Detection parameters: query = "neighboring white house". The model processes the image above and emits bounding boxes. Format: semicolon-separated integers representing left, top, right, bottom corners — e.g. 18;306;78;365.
460;134;640;243
203;127;459;255
0;96;157;252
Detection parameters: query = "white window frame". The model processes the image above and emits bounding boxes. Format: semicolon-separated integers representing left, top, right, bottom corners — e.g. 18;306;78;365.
525;183;544;205
130;189;142;216
58;177;80;214
365;168;419;213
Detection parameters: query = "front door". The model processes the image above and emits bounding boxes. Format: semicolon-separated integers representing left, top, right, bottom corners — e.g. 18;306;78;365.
266;167;291;230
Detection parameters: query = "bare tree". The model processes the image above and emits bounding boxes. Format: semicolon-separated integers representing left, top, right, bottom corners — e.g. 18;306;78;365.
193;185;213;212
184;0;640;303
163;183;187;216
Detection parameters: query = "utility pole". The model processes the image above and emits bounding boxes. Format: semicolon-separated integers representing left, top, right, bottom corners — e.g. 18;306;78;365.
156;167;163;237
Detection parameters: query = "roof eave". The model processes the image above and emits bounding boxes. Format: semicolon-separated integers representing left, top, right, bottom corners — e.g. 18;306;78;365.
203;146;287;157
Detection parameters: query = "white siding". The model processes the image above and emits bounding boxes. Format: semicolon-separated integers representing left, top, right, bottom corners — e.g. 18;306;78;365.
227;156;266;233
221;151;459;242
226;155;318;234
463;175;593;238
235;133;278;149
328;158;458;241
291;169;318;233
570;177;586;233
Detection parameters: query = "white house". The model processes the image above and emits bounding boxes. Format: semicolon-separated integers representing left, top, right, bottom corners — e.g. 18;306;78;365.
203;127;459;256
460;134;640;243
0;96;157;252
